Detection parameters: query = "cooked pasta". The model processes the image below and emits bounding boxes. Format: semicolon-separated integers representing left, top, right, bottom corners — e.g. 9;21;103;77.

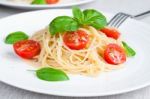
30;26;123;76
9;0;33;3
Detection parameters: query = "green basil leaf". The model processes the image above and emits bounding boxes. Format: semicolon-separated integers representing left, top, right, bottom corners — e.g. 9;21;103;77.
49;16;79;35
83;9;107;29
5;31;29;44
32;0;46;4
36;67;69;81
122;41;136;57
72;6;84;25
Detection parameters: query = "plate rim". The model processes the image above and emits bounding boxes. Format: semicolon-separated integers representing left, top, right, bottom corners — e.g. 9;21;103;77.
0;0;95;9
0;9;150;97
0;79;149;97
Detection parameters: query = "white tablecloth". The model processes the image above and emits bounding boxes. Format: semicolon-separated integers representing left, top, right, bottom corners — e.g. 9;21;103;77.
0;0;150;99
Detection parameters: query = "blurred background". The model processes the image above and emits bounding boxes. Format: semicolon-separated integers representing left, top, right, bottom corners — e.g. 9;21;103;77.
0;0;150;22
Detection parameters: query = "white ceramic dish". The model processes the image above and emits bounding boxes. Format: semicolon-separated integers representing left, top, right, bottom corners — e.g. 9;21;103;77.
0;9;150;97
0;0;95;9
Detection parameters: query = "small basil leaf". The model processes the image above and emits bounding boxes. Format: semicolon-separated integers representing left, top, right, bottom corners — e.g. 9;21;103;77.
122;41;136;57
83;9;107;29
5;31;29;44
49;16;79;35
32;0;46;4
72;6;84;25
36;67;69;81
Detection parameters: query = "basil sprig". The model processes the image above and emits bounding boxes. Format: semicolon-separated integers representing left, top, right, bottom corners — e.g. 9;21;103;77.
49;7;107;35
36;67;69;81
5;31;29;44
49;16;79;35
82;9;107;29
122;41;136;57
72;7;84;25
32;0;46;4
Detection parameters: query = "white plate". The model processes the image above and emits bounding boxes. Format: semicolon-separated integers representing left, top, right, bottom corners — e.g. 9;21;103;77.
0;0;95;9
0;9;150;97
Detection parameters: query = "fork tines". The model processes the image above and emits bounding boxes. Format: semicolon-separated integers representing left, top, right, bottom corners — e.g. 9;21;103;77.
108;13;131;28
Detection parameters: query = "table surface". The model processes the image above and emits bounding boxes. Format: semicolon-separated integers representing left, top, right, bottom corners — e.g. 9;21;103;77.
0;0;150;99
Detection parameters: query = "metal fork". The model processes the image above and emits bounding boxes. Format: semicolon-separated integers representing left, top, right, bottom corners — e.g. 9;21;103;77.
108;10;150;28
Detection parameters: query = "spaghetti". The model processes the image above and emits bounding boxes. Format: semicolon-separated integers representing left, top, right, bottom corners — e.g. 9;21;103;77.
10;0;33;3
31;26;123;76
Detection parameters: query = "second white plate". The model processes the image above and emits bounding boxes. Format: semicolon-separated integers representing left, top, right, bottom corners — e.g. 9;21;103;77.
0;0;95;9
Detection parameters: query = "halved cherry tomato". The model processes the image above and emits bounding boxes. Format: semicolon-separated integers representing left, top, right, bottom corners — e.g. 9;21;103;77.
104;44;126;65
63;30;89;50
13;40;41;59
100;27;120;39
46;0;59;4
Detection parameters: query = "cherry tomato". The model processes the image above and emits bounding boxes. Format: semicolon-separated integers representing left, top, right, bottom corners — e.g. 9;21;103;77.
104;44;126;65
100;27;120;39
13;40;41;59
46;0;59;4
63;30;89;50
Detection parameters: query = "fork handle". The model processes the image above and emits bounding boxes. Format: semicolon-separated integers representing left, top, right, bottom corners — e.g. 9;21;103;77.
133;10;150;18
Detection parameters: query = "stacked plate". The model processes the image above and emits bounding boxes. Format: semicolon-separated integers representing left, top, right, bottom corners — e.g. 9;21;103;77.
0;0;95;9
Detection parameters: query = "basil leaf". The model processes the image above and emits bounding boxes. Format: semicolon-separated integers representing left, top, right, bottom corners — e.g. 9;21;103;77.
72;6;84;25
49;16;79;35
122;41;136;57
83;9;107;29
49;7;107;36
32;0;46;4
5;31;29;44
36;67;69;81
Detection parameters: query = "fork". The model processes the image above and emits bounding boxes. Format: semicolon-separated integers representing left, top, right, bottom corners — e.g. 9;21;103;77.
108;10;150;28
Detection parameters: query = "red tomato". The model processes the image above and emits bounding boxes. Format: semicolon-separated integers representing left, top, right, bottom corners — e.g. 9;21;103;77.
63;30;89;50
13;40;41;59
100;27;120;39
104;44;126;65
46;0;59;4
